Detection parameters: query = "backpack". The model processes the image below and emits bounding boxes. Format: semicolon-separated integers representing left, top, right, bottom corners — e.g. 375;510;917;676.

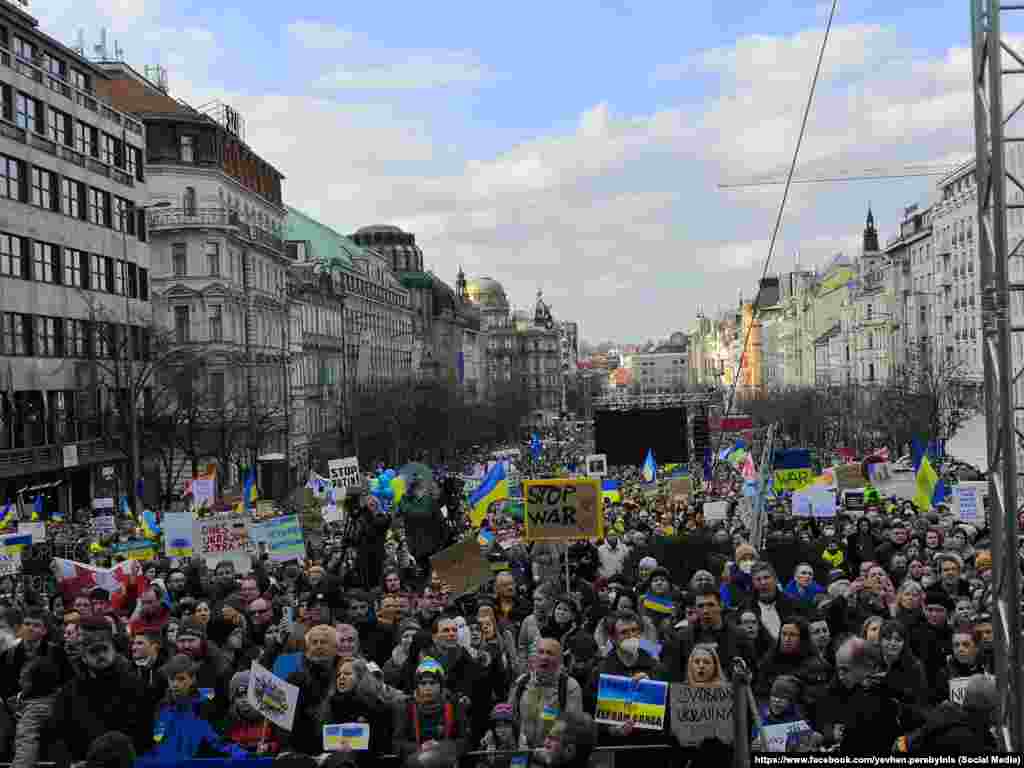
511;672;569;722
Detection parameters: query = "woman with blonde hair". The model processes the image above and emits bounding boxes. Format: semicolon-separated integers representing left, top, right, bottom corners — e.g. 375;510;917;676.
686;644;724;687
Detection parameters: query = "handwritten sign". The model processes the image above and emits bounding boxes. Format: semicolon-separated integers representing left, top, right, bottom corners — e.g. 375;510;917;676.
703;500;729;523
792;488;836;518
586;454;608;478
524;479;602;541
594;674;668;731
429;537;493;594
949;677;970;705
324;723;369;751
669;684;734;747
833;464;865;491
762;720;811;752
195;515;251;573
774;468;813;492
249;515;305;562
328;457;361;490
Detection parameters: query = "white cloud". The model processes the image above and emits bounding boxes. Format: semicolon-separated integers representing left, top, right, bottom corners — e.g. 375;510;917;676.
314;49;489;90
286;20;355;51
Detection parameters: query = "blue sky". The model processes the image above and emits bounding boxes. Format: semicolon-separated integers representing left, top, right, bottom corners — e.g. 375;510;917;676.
36;0;990;341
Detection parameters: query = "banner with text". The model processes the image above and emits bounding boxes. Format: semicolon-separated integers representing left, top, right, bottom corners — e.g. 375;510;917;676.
195;515;251;574
524;478;603;541
328;457;361;491
669;683;734;747
594;674;668;731
249;515;305;563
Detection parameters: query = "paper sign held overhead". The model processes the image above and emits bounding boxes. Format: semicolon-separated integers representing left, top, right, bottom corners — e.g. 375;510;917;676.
669;683;734;747
328;457;361;490
585;454;608;478
429;537;493;595
248;661;299;731
195;515;251;574
523;478;603;541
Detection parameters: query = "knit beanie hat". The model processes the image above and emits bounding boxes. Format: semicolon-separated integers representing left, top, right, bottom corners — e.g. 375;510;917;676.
177;617;206;641
161;653;196;679
639;556;658;569
735;543;757;563
647;566;671;583
771;675;801;701
229;670;251;700
416;657;445;681
975;550;993;572
491;703;515;722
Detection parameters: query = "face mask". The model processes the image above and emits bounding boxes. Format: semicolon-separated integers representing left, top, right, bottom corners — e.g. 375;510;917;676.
620;638;640;656
739;561;754;574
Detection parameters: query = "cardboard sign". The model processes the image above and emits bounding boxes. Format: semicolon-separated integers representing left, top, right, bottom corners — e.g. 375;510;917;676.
524;478;602;541
195;515;251;574
594;674;668;731
703;500;728;523
324;723;370;751
671;477;693;498
328;457;361;490
949;677;970;705
955;482;988;523
111;540;157;561
669;683;734;747
429;537;493;594
586;454;608;478
774;468;813;492
248;661;299;731
762;720;812;752
834;464;865;491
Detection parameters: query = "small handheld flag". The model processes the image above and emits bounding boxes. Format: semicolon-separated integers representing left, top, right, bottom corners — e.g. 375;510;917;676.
31;495;43;521
642;449;656;484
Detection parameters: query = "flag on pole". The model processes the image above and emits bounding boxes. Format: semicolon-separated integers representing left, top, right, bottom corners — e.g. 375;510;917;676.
531;433;543;460
140;509;161;539
601;479;622;504
243;467;257;512
703;446;713;482
642;449;657;484
0;500;13;530
31;495;42;521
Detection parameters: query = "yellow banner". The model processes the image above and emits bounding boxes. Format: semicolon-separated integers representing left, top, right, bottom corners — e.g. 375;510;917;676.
774;468;813;492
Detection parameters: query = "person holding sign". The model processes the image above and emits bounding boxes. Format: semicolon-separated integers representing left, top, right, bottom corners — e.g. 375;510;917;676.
932;626;987;705
321;658;391;766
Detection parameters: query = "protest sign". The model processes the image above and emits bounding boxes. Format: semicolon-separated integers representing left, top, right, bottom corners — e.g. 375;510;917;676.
843;490;866;510
249;515;305;562
524;479;602;541
189;478;215;509
773;468;813;492
18;522;45;544
328;457;361;490
703;500;728;523
429;537;493;594
111;539;157;561
248;661;299;731
323;723;370;751
594;674;668;731
792;487;837;518
955;482;988;523
762;720;812;752
0;533;30;577
586;454;608;478
670;476;693;498
195;515;251;574
834;464;865;491
163;512;195;558
949;677;970;705
669;683;734;747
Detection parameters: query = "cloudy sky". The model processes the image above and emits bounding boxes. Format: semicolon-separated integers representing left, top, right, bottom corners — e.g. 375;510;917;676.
37;0;991;342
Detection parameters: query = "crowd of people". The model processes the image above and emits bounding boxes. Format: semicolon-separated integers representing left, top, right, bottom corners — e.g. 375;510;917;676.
0;444;1006;767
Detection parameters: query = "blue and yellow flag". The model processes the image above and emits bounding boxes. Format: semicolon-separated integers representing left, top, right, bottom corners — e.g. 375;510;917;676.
141;509;161;540
0;500;14;530
912;438;946;510
642;449;656;484
602;479;622;505
469;462;508;526
243;466;257;510
642;593;674;615
31;495;43;521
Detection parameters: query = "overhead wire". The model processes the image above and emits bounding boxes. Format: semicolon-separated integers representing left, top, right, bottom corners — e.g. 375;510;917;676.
709;0;840;481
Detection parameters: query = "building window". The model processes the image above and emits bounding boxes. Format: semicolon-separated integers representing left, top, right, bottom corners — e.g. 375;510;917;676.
36;316;61;357
0;156;19;201
183;186;196;216
0;234;23;278
174;306;190;343
65;318;87;357
88;187;109;226
180;135;194;163
95;322;114;358
14;92;38;134
209;372;225;405
69;68;89;93
0;312;30;355
63;248;84;287
30;167;53;210
114;260;126;296
61;178;81;218
74;121;96;157
46;107;69;146
12;36;34;62
32;241;59;284
112;196;127;232
172;243;187;276
127;145;139;180
126;262;138;298
101;133;120;167
90;253;108;292
139;267;149;301
207;241;220;275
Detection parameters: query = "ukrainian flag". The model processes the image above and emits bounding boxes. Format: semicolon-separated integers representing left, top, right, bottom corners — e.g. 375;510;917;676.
468;462;508;526
642;449;656;484
243;466;257;511
642;593;674;615
141;509;161;540
912;438;946;511
31;495;43;521
0;500;13;530
478;528;495;547
602;479;622;505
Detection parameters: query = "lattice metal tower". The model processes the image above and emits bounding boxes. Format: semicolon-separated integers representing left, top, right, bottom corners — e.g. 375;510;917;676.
970;0;1024;750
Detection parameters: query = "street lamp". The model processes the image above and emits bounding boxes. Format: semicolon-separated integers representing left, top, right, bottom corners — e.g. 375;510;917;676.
122;200;170;515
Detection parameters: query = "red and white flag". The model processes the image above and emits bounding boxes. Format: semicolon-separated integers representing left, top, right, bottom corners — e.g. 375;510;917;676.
53;558;147;612
871;447;891;462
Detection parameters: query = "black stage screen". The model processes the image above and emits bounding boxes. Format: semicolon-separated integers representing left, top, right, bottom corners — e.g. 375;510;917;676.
594;407;688;467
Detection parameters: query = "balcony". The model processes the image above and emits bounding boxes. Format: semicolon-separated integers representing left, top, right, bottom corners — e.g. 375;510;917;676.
0;437;124;479
149;207;284;252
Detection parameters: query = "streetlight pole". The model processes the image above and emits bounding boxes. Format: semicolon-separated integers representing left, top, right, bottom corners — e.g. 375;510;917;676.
122;200;170;515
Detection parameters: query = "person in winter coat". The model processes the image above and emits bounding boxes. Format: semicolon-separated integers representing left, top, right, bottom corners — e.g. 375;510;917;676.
10;657;60;768
395;480;447;570
719;543;758;608
44;616;154;763
285;624;342;756
754;618;830;709
751;675;821;752
393;657;470;768
320;658;392;767
0;606;67;701
476;703;520;768
878;620;928;715
382;618;424;689
846;519;878;576
173;617;232;721
148;654;247;762
932;626;988;705
224;670;280;754
898;674;998;756
783;563;826;610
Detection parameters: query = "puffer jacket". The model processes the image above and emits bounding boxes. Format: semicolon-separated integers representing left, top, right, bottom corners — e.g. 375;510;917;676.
149;695;247;762
10;694;55;768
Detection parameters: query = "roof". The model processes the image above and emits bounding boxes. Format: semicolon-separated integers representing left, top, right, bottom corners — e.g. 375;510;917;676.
355;224;406;234
286;207;378;270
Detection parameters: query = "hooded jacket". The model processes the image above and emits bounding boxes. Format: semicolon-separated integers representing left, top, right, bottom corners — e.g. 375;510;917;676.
783;578;826;608
754;621;830;705
149;694;248;762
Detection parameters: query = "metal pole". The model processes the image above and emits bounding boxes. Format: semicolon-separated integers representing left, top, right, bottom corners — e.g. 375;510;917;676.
121;207;141;516
971;0;1024;749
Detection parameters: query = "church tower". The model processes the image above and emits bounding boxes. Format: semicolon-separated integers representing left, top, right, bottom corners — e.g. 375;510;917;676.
456;266;466;300
863;206;880;254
